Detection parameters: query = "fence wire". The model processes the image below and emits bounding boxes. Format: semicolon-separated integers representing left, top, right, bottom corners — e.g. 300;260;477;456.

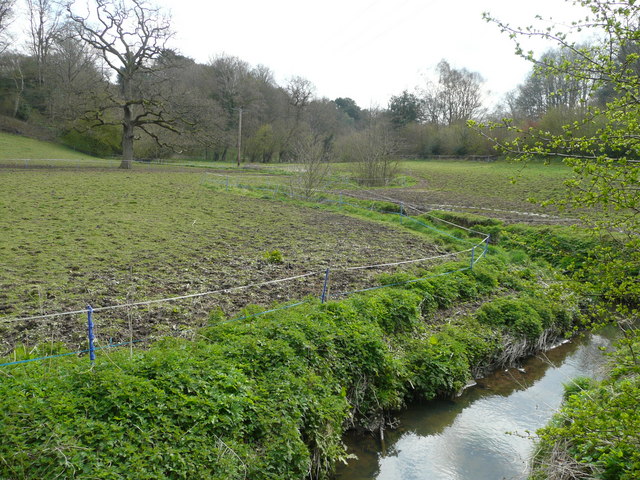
1;175;491;368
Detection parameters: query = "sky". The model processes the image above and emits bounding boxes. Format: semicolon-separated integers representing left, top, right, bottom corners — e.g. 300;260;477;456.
158;0;591;109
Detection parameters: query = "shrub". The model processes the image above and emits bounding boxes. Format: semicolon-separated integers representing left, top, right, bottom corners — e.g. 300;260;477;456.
475;296;544;340
350;289;422;334
262;249;284;264
404;335;470;400
59;125;121;157
562;376;597;401
536;374;640;480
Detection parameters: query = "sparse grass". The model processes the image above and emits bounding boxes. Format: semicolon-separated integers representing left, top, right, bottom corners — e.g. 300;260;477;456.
325;158;573;217
398;158;571;212
0;167;445;351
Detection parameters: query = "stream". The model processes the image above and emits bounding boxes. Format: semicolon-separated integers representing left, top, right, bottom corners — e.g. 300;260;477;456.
335;329;617;480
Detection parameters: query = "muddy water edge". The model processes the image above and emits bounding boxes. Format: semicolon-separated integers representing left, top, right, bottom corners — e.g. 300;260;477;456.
334;328;618;480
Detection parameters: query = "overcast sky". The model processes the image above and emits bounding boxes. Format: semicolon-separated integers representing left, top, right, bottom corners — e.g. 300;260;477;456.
157;0;591;109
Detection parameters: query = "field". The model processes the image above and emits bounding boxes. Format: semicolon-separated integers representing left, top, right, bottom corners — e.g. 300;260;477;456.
0;131;97;161
0;136;601;479
0;167;451;353
331;159;574;223
241;158;575;223
0;132;577;356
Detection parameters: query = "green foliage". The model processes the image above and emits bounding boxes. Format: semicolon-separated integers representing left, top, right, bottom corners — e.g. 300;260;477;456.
245;124;281;163
404;336;470;400
483;1;640;322
351;289;422;334
475;294;566;340
562;376;597;402
262;249;284;264
488;3;640;462
388;90;423;128
0;247;583;479
533;340;640;480
60;124;121;157
482;3;640;457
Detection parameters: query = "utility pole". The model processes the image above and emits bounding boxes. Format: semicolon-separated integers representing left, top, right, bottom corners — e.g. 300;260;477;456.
236;106;243;167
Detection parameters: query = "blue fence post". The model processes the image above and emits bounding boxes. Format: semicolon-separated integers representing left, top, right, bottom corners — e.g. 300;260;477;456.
470;246;476;270
321;268;330;303
87;305;95;363
484;235;490;257
400;202;404;216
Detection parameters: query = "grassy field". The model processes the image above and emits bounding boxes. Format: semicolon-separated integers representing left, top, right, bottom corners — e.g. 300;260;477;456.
400;159;570;207
0;131;100;161
0;132;577;353
351;159;575;222
247;158;574;222
0;167;455;353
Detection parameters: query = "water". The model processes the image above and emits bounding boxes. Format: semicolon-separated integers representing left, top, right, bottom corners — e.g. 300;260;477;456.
335;330;616;480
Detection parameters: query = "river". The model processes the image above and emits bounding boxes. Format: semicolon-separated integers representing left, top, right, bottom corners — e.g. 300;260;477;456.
335;329;616;480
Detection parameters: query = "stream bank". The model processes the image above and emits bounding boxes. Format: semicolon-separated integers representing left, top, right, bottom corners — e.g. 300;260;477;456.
335;328;617;480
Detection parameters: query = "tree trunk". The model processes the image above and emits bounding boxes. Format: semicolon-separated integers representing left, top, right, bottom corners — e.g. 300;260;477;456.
120;98;134;169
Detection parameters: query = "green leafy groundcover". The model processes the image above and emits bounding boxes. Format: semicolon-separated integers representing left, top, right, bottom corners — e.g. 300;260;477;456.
0;257;579;480
531;343;640;480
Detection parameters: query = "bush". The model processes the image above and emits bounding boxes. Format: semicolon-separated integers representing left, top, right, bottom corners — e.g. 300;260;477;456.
404;334;470;400
262;249;284;264
350;289;422;334
535;374;640;480
475;296;546;340
60;125;121;157
562;376;597;401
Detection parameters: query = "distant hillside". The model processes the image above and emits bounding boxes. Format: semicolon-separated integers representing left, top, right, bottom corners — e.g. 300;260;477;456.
0;131;99;160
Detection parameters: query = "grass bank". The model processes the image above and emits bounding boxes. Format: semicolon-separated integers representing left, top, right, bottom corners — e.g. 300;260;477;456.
0;131;99;161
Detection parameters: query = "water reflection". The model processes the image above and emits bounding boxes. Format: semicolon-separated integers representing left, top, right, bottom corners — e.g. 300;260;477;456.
335;331;615;480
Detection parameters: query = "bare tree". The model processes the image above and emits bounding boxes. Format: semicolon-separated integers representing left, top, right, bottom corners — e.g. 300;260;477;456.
340;122;399;186
47;22;104;121
0;53;26;118
286;76;314;119
26;0;63;84
291;129;333;198
66;0;182;168
512;48;595;119
281;76;314;160
0;0;16;54
423;60;485;125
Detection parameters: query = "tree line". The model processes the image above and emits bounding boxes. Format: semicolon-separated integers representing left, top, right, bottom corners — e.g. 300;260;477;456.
0;0;631;168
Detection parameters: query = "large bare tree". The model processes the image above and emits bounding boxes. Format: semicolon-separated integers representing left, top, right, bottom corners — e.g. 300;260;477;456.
66;0;181;168
423;60;485;125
